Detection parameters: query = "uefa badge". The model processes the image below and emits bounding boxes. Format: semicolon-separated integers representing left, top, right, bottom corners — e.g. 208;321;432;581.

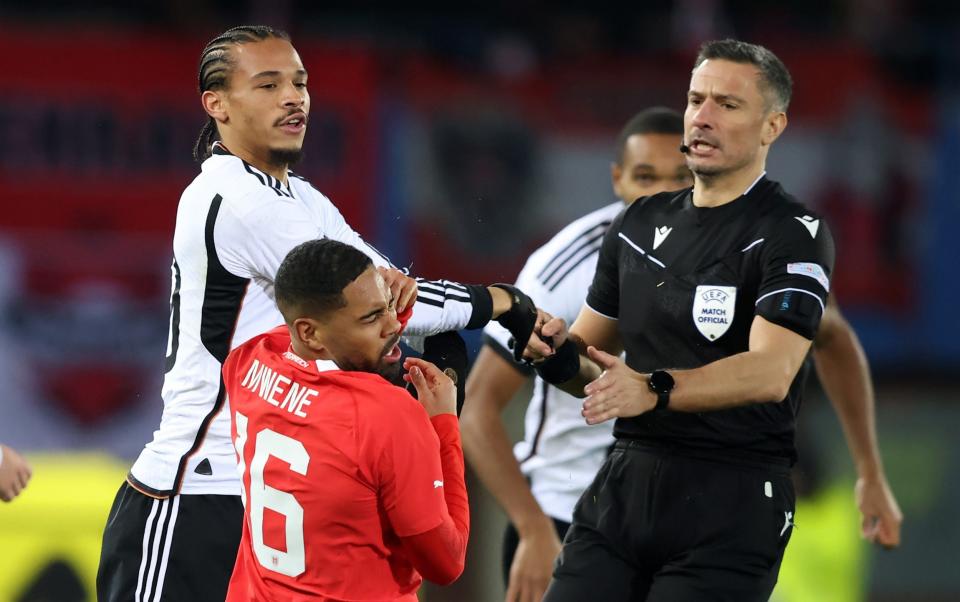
692;285;737;341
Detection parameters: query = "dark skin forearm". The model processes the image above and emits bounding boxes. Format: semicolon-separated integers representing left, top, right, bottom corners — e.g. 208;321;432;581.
461;347;567;601
461;348;553;534
813;299;883;477
810;297;902;548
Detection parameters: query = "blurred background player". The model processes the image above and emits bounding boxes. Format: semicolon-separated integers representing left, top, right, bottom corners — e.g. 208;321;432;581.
461;107;692;602
224;239;468;601
0;443;32;502
96;25;537;602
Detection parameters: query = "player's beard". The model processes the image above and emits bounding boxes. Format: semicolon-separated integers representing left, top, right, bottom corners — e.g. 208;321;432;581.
377;358;403;385
375;334;404;384
336;334;403;384
268;147;305;169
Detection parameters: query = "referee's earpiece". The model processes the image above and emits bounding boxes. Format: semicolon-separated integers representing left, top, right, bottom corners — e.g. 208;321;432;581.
679;143;691;154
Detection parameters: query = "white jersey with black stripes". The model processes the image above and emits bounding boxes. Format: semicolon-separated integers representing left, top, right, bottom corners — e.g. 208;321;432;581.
483;200;623;523
130;144;482;496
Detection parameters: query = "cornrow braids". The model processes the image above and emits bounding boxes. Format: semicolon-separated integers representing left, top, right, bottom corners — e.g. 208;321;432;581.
193;25;291;163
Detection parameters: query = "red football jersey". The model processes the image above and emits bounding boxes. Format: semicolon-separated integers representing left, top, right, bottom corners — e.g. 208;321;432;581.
223;326;451;601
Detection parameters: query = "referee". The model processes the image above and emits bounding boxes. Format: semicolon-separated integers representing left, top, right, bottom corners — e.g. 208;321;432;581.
527;39;892;601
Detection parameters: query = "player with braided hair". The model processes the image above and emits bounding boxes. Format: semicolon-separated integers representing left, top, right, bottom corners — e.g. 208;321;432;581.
96;25;540;601
191;25;292;164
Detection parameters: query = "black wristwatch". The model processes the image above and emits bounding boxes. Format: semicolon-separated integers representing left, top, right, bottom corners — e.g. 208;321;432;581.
648;370;675;410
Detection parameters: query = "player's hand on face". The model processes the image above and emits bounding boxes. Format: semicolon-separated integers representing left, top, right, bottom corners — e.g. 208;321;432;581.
505;520;562;602
521;311;565;364
377;267;417;313
0;444;32;502
856;474;903;549
580;346;654;425
403;357;456;417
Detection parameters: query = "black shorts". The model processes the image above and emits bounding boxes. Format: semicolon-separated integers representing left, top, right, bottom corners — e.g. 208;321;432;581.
97;481;243;602
543;442;795;602
502;516;571;585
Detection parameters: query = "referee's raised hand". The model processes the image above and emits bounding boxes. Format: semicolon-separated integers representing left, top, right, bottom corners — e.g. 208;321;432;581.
580;347;655;425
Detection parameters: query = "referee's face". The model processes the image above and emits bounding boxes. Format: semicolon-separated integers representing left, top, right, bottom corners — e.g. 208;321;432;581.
684;59;774;179
220;38;310;167
319;267;404;381
611;133;692;204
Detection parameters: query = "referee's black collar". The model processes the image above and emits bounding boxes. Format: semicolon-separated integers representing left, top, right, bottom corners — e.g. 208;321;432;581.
683;172;771;215
210;142;294;198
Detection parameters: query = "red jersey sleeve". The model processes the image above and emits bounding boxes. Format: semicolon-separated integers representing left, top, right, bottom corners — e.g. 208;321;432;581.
372;391;449;538
426;414;468;536
399;414;469;585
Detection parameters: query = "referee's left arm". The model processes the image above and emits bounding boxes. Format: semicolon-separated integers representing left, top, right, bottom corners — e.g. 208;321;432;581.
656;214;834;412
582;310;816;421
662;316;814;411
583;212;834;420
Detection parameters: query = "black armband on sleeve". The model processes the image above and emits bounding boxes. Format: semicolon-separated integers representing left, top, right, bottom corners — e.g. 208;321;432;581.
463;284;494;330
535;339;581;385
756;289;824;340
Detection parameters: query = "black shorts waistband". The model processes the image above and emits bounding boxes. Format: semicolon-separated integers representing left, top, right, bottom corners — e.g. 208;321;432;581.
613;439;792;475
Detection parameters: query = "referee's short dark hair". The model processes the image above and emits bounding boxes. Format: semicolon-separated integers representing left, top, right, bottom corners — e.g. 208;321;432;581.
614;107;684;165
694;39;793;113
275;239;373;323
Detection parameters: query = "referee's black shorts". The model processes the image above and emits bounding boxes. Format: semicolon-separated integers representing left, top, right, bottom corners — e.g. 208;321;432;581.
543;441;795;602
97;481;243;602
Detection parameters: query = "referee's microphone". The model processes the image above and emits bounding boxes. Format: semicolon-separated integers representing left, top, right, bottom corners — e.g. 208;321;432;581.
679;142;691;154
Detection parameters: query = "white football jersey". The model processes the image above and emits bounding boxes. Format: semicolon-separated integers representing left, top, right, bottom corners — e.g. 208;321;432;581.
130;145;482;496
484;201;623;523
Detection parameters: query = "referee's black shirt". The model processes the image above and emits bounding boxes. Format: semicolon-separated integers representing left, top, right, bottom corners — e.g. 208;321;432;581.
586;176;835;465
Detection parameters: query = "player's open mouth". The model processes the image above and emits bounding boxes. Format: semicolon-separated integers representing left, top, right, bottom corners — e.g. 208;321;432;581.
278;113;307;134
383;342;402;363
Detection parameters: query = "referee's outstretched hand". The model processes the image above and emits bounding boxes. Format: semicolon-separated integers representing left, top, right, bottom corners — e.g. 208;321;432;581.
581;347;655;425
403;358;456;418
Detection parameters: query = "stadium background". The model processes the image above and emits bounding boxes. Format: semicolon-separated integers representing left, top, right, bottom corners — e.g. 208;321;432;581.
0;2;958;600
